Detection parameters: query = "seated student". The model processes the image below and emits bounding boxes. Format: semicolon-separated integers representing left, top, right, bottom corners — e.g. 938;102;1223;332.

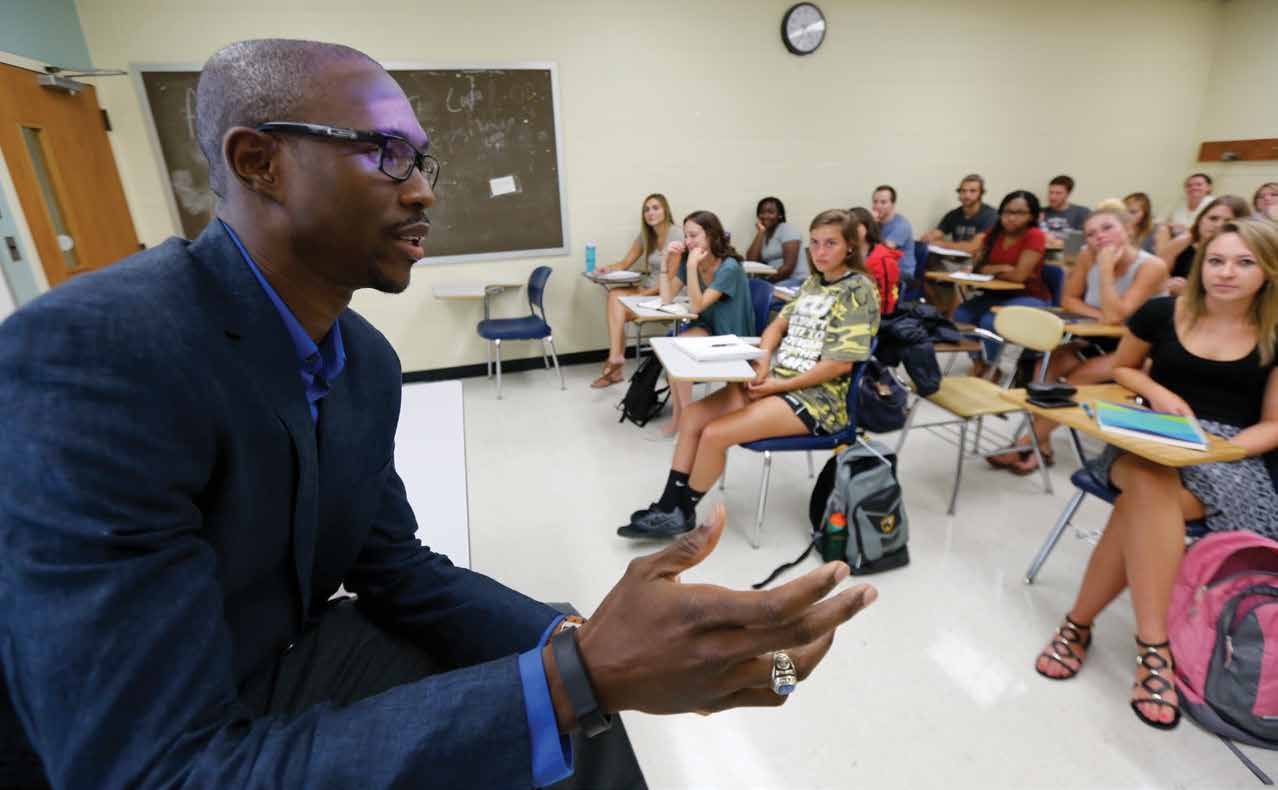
849;206;903;315
658;210;755;435
989;204;1168;474
871;184;916;281
919;174;999;313
1042;175;1091;239
593;193;683;388
1124;191;1158;253
1163;172;1214;235
744;197;804;286
1156;194;1249;296
1033;219;1278;732
620;209;881;537
952;190;1051;378
1254;181;1278;222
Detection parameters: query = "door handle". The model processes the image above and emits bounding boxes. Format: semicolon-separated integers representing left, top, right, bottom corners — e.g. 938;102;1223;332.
4;236;20;262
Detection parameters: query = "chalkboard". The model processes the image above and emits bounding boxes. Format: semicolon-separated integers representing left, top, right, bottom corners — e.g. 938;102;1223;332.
132;64;567;262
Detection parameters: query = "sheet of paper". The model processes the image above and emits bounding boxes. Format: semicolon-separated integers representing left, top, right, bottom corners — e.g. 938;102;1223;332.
489;175;519;197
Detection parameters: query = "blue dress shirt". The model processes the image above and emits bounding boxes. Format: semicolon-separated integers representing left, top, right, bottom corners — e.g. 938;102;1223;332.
222;220;573;785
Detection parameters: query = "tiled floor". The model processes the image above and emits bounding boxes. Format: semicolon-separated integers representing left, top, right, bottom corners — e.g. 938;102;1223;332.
428;357;1277;789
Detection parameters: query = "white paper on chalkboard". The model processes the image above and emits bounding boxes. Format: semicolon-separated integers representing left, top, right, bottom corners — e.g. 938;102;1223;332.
489;175;520;197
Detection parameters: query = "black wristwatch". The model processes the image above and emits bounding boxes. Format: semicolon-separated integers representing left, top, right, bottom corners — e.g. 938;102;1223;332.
550;628;613;738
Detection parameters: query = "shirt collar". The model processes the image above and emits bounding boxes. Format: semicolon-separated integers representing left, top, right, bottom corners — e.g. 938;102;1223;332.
219;219;346;386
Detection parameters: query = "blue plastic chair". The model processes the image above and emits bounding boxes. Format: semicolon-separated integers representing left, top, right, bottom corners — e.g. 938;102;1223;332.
729;353;870;548
748;278;774;335
1024;467;1208;584
476;266;565;399
1043;264;1065;307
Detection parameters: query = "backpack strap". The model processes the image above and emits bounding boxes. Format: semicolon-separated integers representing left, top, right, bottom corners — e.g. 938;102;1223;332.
752;536;819;589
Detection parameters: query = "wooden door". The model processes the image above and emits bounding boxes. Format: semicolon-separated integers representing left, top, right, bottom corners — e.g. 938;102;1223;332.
0;62;139;288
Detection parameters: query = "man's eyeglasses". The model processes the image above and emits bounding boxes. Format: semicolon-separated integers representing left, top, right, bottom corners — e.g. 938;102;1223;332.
255;122;440;187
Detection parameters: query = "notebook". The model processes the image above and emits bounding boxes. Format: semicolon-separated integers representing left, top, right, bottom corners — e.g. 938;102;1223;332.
673;335;763;363
948;271;995;282
637;298;693;317
1093;400;1208;451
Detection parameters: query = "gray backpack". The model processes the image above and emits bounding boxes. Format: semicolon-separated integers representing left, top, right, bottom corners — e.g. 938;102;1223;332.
754;439;909;589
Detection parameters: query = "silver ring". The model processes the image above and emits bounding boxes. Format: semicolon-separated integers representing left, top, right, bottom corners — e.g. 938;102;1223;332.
770;651;798;696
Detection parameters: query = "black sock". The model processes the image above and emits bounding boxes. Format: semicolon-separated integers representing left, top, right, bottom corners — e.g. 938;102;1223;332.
680;486;706;518
656;470;689;512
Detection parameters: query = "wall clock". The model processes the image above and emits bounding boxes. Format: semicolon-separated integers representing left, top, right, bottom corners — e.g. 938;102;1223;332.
782;3;826;56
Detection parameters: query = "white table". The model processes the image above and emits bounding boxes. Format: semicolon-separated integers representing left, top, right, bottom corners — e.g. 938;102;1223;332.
742;260;778;277
618;294;697;321
583;270;642;287
395;380;470;568
649;336;757;382
927;245;971;259
433;281;525;319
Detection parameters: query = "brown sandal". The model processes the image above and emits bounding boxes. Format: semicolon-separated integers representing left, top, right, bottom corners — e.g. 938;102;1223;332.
590;361;625;389
1035;616;1092;680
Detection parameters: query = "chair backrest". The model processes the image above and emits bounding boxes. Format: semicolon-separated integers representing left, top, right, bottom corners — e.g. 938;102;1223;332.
527;266;553;318
1042;264;1065;307
748;278;774;335
992;306;1064;353
831;338;878;441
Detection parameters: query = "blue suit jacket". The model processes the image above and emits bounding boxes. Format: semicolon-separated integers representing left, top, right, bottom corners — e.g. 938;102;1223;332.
0;222;561;788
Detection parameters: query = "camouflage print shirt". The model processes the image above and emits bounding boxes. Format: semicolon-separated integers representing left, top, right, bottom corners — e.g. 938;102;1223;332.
773;272;881;433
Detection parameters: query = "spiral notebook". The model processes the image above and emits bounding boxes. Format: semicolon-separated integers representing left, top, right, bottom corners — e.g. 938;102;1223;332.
1093;400;1208;451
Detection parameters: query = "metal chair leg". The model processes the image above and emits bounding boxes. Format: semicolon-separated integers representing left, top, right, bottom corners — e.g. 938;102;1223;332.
494;339;503;399
1027;423;1054;495
487;341;493;378
1025;489;1087;584
546;337;565;390
542;341;550;370
947;421;967;515
752;451;773;549
895;398;920;455
806;451;816;478
973;416;985;456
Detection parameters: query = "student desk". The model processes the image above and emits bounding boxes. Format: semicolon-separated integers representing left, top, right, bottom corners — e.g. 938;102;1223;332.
649;336;756;383
583;270;643;288
1000;384;1246;467
433;281;525;320
989;305;1126;339
742;261;778;278
927;245;972;260
925;271;1025;291
617;295;697;358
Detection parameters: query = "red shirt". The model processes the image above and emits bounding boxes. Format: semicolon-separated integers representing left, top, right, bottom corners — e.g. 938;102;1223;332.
864;243;902;315
981;226;1048;301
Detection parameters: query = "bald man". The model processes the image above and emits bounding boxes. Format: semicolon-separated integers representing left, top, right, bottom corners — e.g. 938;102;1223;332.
0;39;874;788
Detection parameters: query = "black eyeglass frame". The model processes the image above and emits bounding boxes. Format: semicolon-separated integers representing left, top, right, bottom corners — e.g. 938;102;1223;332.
255;121;440;187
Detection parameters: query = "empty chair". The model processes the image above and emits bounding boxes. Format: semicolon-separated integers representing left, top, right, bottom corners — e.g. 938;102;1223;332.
476;266;565;399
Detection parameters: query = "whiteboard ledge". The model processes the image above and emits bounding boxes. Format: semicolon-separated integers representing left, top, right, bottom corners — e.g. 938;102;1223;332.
414;246;568;267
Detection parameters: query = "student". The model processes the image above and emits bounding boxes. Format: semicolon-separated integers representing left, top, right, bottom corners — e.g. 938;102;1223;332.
849;206;902;315
952;190;1051;377
621;209;880;537
1033;219;1278;731
1124;191;1158;253
592;193;683;388
1254;181;1278;221
745;196;803;285
1042;175;1090;239
1157;194;1249;296
871;185;916;280
659;210;754;435
1163;172;1214;235
920;174;999;255
989;205;1168;474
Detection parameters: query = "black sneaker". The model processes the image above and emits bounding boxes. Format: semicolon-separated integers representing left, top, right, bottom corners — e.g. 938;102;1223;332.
630;502;660;522
617;507;695;539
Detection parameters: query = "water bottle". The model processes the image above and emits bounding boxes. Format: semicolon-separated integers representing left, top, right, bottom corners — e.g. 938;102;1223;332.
823;512;848;562
585;242;597;273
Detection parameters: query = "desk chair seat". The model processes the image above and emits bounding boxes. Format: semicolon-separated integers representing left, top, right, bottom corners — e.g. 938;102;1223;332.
896;307;1063;514
474;265;565;399
1024;467;1208;584
728;356;868;549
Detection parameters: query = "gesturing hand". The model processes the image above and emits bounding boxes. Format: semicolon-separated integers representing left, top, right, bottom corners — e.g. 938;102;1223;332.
569;505;875;718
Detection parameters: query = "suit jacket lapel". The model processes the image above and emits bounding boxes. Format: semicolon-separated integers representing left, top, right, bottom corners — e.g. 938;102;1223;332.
188;222;321;619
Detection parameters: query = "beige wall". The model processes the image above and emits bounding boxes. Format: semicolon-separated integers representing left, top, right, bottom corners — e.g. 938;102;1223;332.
1194;0;1277;207
76;0;1225;372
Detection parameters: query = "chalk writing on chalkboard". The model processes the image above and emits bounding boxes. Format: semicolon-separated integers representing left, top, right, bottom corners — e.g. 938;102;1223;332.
133;64;567;262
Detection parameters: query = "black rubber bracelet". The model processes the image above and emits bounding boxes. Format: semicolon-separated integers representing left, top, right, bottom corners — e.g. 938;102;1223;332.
550;629;612;738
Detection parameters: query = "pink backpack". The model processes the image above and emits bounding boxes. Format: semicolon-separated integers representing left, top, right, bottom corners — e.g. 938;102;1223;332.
1169;531;1278;748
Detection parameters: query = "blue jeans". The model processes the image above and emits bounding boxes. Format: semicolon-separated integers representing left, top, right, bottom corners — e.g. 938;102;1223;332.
953;294;1049;362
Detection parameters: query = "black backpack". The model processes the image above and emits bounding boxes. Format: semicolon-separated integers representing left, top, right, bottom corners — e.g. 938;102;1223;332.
618;354;670;427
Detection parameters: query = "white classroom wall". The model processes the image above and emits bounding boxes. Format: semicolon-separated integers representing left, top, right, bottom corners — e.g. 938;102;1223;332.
74;0;1249;373
1193;0;1278;203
